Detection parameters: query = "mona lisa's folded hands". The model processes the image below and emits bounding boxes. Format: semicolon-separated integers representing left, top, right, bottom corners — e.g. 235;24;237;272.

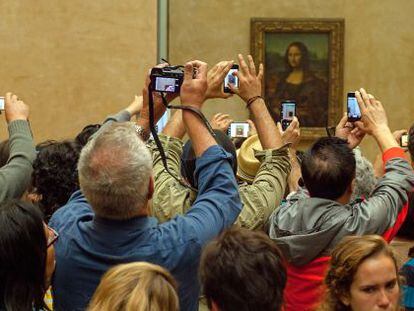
229;54;263;103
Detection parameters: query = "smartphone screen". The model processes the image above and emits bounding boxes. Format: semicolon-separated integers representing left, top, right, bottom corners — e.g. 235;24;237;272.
228;122;249;138
224;65;239;93
281;101;296;130
154;77;180;93
0;97;4;111
401;134;409;148
347;92;361;121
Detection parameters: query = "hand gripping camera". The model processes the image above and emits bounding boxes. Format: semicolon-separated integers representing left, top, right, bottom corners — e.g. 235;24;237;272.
150;66;184;93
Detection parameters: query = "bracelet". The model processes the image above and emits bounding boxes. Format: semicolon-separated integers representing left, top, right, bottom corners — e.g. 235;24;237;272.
246;96;263;109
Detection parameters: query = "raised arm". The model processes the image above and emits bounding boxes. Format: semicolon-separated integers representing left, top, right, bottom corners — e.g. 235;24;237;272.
230;54;283;149
0;93;36;201
345;88;414;239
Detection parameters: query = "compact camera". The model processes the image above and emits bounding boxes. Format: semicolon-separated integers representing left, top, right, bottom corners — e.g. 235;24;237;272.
150;66;184;93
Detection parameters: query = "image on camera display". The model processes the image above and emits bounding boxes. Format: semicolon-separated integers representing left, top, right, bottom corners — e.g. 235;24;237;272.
347;96;361;119
228;122;249;138
155;77;177;93
224;69;239;89
282;103;296;120
401;134;409;148
0;97;4;111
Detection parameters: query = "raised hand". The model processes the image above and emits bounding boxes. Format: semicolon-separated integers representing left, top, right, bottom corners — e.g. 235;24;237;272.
5;93;29;123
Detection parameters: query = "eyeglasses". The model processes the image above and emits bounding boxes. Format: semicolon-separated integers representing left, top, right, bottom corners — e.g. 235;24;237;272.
47;226;59;248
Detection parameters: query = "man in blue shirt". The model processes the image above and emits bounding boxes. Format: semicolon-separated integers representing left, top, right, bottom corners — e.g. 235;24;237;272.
49;60;243;311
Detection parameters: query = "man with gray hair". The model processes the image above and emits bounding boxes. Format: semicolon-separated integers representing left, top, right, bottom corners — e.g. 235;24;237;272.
49;60;242;311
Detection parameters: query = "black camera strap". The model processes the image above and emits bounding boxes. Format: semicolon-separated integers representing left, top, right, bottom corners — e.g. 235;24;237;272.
148;84;217;193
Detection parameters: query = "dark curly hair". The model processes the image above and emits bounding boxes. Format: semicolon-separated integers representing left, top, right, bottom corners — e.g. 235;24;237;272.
75;124;101;147
32;140;80;220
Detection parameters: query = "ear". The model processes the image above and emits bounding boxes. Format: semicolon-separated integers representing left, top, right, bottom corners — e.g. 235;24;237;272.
340;294;350;307
147;176;154;200
210;300;220;311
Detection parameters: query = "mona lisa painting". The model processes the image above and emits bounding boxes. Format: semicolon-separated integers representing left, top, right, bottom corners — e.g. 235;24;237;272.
251;19;344;138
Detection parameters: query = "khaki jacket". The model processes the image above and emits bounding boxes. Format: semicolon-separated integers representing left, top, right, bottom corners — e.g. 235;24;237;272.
150;134;291;230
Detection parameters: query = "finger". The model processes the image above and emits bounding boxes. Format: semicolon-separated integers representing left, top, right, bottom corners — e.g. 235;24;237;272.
337;112;348;128
238;54;249;75
195;61;208;79
228;83;239;95
290;117;299;129
247;55;256;75
216;114;230;122
183;62;194;81
359;88;372;107
218;61;235;81
257;63;264;81
277;122;283;133
355;90;367;114
354;121;367;132
5;92;12;104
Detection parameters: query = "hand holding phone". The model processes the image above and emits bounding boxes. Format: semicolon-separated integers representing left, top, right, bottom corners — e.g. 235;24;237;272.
223;64;239;93
280;100;296;130
227;122;250;138
347;92;361;121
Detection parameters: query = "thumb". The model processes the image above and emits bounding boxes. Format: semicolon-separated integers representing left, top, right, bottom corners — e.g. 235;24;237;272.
337;112;348;128
277;122;283;134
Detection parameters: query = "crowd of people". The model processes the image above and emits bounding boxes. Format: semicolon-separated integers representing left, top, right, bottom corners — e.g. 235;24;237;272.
0;54;413;311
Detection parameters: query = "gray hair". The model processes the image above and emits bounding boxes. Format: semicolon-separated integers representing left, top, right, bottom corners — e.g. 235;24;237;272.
351;147;376;201
78;122;152;219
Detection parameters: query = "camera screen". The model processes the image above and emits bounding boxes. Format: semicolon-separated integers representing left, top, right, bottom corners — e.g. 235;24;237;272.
347;96;361;119
401;134;409;147
282;103;296;120
229;122;249;138
224;69;239;89
0;97;4;111
155;77;179;93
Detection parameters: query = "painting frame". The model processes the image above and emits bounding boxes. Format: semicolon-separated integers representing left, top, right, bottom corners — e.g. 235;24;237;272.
251;18;344;139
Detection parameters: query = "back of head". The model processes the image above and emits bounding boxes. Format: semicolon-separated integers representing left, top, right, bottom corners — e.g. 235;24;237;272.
88;262;179;311
0;200;47;311
32;140;81;220
75;124;101;148
181;129;237;188
78;122;152;220
321;235;398;310
301;137;356;200
409;123;414;162
200;227;287;311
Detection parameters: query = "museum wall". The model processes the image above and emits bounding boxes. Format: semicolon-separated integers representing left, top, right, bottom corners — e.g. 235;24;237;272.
169;0;414;161
0;1;157;142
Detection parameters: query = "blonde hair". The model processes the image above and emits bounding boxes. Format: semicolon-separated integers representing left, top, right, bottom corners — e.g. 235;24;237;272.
318;235;400;311
88;262;179;311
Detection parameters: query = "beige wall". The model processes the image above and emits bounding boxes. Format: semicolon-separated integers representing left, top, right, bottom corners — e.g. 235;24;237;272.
169;0;414;161
0;1;157;142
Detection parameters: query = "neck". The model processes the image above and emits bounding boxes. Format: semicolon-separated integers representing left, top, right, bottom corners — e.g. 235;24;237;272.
335;192;351;205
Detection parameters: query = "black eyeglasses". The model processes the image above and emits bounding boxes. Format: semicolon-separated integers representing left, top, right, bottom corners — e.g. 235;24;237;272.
47;226;59;248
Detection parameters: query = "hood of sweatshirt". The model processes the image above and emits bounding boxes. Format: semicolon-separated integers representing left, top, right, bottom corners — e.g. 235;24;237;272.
269;197;353;266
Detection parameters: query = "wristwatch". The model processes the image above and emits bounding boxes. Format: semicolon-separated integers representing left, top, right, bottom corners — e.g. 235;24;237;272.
134;124;150;141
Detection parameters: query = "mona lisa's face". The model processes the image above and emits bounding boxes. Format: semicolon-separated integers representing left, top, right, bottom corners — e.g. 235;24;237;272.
287;45;302;69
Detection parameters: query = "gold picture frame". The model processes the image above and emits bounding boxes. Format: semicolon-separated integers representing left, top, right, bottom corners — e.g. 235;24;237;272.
251;18;344;139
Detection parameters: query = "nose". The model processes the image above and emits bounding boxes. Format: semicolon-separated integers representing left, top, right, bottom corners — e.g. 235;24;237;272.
377;289;391;308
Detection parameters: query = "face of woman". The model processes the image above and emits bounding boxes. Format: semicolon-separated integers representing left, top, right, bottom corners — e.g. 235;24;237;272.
288;45;302;69
342;253;399;311
44;224;57;287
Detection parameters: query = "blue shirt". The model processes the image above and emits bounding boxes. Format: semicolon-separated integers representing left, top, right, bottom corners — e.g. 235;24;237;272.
49;145;241;311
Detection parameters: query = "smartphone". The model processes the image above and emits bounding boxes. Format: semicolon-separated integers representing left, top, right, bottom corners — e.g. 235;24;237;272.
280;100;296;130
227;122;250;138
400;133;409;148
0;97;4;111
223;64;239;93
347;92;361;121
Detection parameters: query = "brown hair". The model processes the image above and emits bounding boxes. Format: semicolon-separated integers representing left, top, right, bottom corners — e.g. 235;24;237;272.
318;235;399;311
199;227;287;311
87;262;179;311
